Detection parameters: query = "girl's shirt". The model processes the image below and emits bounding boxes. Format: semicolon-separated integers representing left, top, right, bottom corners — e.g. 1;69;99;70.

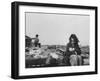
66;43;81;57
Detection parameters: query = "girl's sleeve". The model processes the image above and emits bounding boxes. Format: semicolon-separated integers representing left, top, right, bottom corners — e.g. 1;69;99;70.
65;43;70;56
75;46;81;55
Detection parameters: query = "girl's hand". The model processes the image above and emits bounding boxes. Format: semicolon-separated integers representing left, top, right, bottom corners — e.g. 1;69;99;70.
69;48;73;51
69;48;75;51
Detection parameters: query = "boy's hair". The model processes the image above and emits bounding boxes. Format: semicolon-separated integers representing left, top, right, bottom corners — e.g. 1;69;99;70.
36;34;39;37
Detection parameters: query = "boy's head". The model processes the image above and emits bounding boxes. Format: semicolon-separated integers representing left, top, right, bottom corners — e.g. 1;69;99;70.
36;34;39;37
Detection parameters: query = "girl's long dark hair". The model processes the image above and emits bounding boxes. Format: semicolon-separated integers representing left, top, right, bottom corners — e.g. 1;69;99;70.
69;34;79;45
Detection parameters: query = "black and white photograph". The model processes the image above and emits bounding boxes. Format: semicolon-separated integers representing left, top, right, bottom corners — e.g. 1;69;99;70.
25;12;90;68
11;1;97;79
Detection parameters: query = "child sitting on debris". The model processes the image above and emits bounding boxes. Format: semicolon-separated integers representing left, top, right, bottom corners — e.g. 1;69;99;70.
65;34;82;66
31;34;41;48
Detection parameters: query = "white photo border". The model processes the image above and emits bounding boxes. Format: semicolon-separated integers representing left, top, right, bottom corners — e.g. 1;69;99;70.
18;5;96;76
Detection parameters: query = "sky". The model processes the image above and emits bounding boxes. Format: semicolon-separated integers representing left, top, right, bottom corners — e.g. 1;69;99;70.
25;12;90;46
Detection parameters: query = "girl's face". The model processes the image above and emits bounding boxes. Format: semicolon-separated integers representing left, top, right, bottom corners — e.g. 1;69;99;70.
71;38;75;44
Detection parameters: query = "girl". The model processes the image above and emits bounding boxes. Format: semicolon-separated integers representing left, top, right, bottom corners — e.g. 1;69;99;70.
65;34;82;66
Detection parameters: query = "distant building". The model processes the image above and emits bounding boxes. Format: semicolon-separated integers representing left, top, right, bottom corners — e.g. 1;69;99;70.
25;35;32;47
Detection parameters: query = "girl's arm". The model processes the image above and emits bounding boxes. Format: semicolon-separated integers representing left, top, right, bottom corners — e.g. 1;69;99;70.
75;45;81;55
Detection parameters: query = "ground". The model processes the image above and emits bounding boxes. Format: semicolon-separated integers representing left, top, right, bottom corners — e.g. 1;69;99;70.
25;45;89;68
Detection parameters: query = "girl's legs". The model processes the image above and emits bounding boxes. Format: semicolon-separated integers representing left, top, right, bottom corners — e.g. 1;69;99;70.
77;55;82;65
70;55;78;66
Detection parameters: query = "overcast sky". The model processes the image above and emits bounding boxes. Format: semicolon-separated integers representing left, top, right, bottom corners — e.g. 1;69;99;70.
25;12;90;46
